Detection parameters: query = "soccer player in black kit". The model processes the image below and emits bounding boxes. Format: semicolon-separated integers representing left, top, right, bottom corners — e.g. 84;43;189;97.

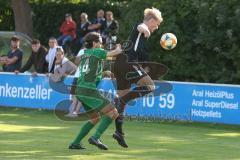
112;8;163;148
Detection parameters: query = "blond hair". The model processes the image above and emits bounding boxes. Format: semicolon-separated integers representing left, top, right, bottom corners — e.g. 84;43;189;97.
144;7;163;23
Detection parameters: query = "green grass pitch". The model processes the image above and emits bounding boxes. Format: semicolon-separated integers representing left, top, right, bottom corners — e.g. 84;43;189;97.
0;107;240;160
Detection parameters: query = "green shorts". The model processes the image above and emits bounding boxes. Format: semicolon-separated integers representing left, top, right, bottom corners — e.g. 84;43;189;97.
76;86;110;112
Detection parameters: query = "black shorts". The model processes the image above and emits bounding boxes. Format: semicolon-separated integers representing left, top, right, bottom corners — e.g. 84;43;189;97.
113;54;148;90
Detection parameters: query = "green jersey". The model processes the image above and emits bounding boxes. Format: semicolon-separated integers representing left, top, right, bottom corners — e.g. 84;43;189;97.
77;48;107;89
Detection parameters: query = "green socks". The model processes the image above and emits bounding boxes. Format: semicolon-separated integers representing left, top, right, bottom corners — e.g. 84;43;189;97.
93;116;113;139
71;116;113;145
72;121;94;145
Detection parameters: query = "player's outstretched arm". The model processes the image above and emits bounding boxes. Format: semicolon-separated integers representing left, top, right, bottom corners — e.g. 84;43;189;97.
106;44;122;57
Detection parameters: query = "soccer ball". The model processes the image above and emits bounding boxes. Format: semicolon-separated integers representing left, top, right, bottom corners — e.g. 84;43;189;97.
160;33;177;50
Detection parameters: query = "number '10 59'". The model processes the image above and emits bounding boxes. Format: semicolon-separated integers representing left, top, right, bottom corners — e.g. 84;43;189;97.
142;93;175;109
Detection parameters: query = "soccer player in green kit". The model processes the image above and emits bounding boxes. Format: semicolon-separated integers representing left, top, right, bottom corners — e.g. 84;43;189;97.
69;32;122;150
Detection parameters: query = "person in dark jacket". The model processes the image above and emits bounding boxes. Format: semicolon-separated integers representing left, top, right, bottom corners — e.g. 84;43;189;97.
76;13;91;48
88;9;105;34
18;39;48;75
102;11;119;47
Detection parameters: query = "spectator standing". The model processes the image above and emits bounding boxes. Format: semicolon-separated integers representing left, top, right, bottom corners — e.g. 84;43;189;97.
46;37;58;73
65;48;86;117
49;47;81;117
1;36;23;72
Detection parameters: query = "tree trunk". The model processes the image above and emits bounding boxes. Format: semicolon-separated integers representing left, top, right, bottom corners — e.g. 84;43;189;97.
11;0;33;37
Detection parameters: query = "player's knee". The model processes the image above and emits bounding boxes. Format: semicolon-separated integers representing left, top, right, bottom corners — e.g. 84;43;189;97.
90;115;100;124
148;84;155;92
146;79;155;91
112;109;119;120
139;78;155;92
106;109;119;120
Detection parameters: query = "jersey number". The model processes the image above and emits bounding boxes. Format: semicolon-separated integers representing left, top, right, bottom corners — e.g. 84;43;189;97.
82;59;90;73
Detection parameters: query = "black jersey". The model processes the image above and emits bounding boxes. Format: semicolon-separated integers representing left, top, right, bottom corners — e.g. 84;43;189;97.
125;24;149;62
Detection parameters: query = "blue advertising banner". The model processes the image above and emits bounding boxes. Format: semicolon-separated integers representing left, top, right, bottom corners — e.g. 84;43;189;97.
125;81;240;125
0;73;72;109
0;73;239;125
